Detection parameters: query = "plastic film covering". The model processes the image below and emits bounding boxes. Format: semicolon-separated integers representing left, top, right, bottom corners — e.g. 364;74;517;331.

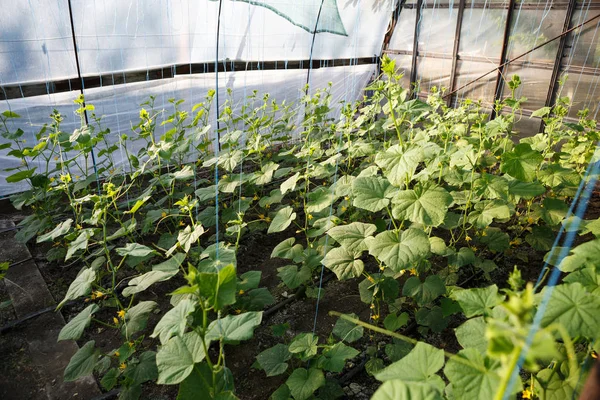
389;54;414;89
0;0;77;85
0;65;375;195
388;8;417;51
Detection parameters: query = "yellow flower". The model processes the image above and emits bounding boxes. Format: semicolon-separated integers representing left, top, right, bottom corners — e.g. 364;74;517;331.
161;212;167;218
258;214;265;220
379;265;385;271
49;177;55;183
481;230;487;237
253;194;259;201
265;217;271;223
128;341;134;348
91;290;104;300
117;310;126;320
265;204;271;209
344;196;349;201
592;350;598;359
114;351;120;357
235;309;242;314
54;156;59;161
119;363;126;370
522;388;532;399
370;303;375;309
238;290;245;295
372;314;380;320
496;155;501;160
179;220;185;226
527;217;534;224
409;268;418;276
367;275;375;283
341;206;347;212
223;202;228;209
113;317;119;325
307;214;313;220
465;235;472;242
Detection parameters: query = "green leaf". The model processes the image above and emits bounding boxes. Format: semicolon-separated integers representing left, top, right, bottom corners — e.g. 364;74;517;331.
455;317;488;353
375;145;424;187
479;227;510;252
125;351;158;386
366;229;431;272
280;172;300;195
237;271;262;291
122;301;158;337
526;225;555;251
58;304;99;341
256;344;291;377
319;342;359;373
288;333;318;358
268;206;296;234
351;176;393;212
116;243;156;258
448;247;476;268
332;313;363;343
306;187;335;214
151;299;195;344
252;162;279;185
558;238;600;272
468;200;511;229
327;222;377;252
444;349;506;400
451;285;503;318
277;265;311;289
176;362;235;400
205;312;263;342
402;275;446;306
100;368;119;390
156;336;195;384
6;168;36;183
539;283;600;338
500;143;543;182
383;312;409;332
375;342;445;392
508;180;546;199
271;238;303;260
530;106;551;118
322;246;364;281
564;265;600;295
535;363;578;400
58;268;96;308
37;219;73;243
392;183;452;227
372;380;443;400
177;225;205;253
285;368;325;400
123;270;177;297
66;229;94;260
64;341;99;381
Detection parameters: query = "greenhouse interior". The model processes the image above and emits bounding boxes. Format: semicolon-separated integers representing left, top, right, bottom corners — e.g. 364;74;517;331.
2;0;600;399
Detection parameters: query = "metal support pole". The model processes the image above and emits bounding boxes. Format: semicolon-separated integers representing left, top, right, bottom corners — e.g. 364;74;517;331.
490;0;516;120
409;0;423;98
540;0;577;132
447;0;466;107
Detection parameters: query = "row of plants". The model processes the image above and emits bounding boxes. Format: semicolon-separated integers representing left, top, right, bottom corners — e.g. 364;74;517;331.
1;56;599;399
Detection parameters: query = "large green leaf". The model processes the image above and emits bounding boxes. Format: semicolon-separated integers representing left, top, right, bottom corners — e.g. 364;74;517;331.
58;268;96;308
375;342;445;391
468;200;512;229
372;380;443;400
322;246;364;280
280;172;300;195
66;229;94;260
558;238;600;272
277;265;311;289
37;219;73;243
288;333;318;358
122;301;158;337
64;341;99;381
156;336;195;385
256;344;292;377
500;143;543;182
444;349;506;400
455;317;488;353
450;285;503;318
332;313;364;343
540;283;600;338
58;304;99;341
205;312;263;342
116;243;157;258
306;187;336;214
176;362;236;400
375;145;424;187
327;222;377;252
366;229;431;272
268;206;296;234
351;176;393;212
392;183;452;226
271;238;303;260
285;368;325;400
151;299;195;344
402;275;446;306
319;342;359;373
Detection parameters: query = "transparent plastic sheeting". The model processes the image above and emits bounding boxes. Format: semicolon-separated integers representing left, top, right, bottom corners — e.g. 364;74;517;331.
0;0;392;84
0;64;376;195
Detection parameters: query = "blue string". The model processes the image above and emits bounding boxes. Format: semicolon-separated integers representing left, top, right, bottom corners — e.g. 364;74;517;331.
502;143;600;399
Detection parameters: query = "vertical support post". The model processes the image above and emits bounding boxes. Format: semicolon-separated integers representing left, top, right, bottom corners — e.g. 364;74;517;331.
490;0;516;120
409;0;423;98
447;0;466;107
541;0;577;132
381;0;407;57
67;0;100;194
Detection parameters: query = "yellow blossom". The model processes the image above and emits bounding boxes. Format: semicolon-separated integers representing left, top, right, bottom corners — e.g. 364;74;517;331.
307;214;313;220
379;265;385;271
238;290;245;295
465;235;472;242
119;363;126;370
592;350;598;359
341;206;347;212
253;194;259;200
223;202;228;209
481;230;487;237
527;217;534;224
522;388;532;399
113;317;119;325
161;212;167;218
117;310;126;320
372;314;380;320
128;341;134;347
265;204;271;209
265;217;271;223
367;275;375;283
179;220;185;226
235;309;242;314
258;214;265;220
114;351;120;357
409;268;418;276
370;303;375;309
344;196;349;201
